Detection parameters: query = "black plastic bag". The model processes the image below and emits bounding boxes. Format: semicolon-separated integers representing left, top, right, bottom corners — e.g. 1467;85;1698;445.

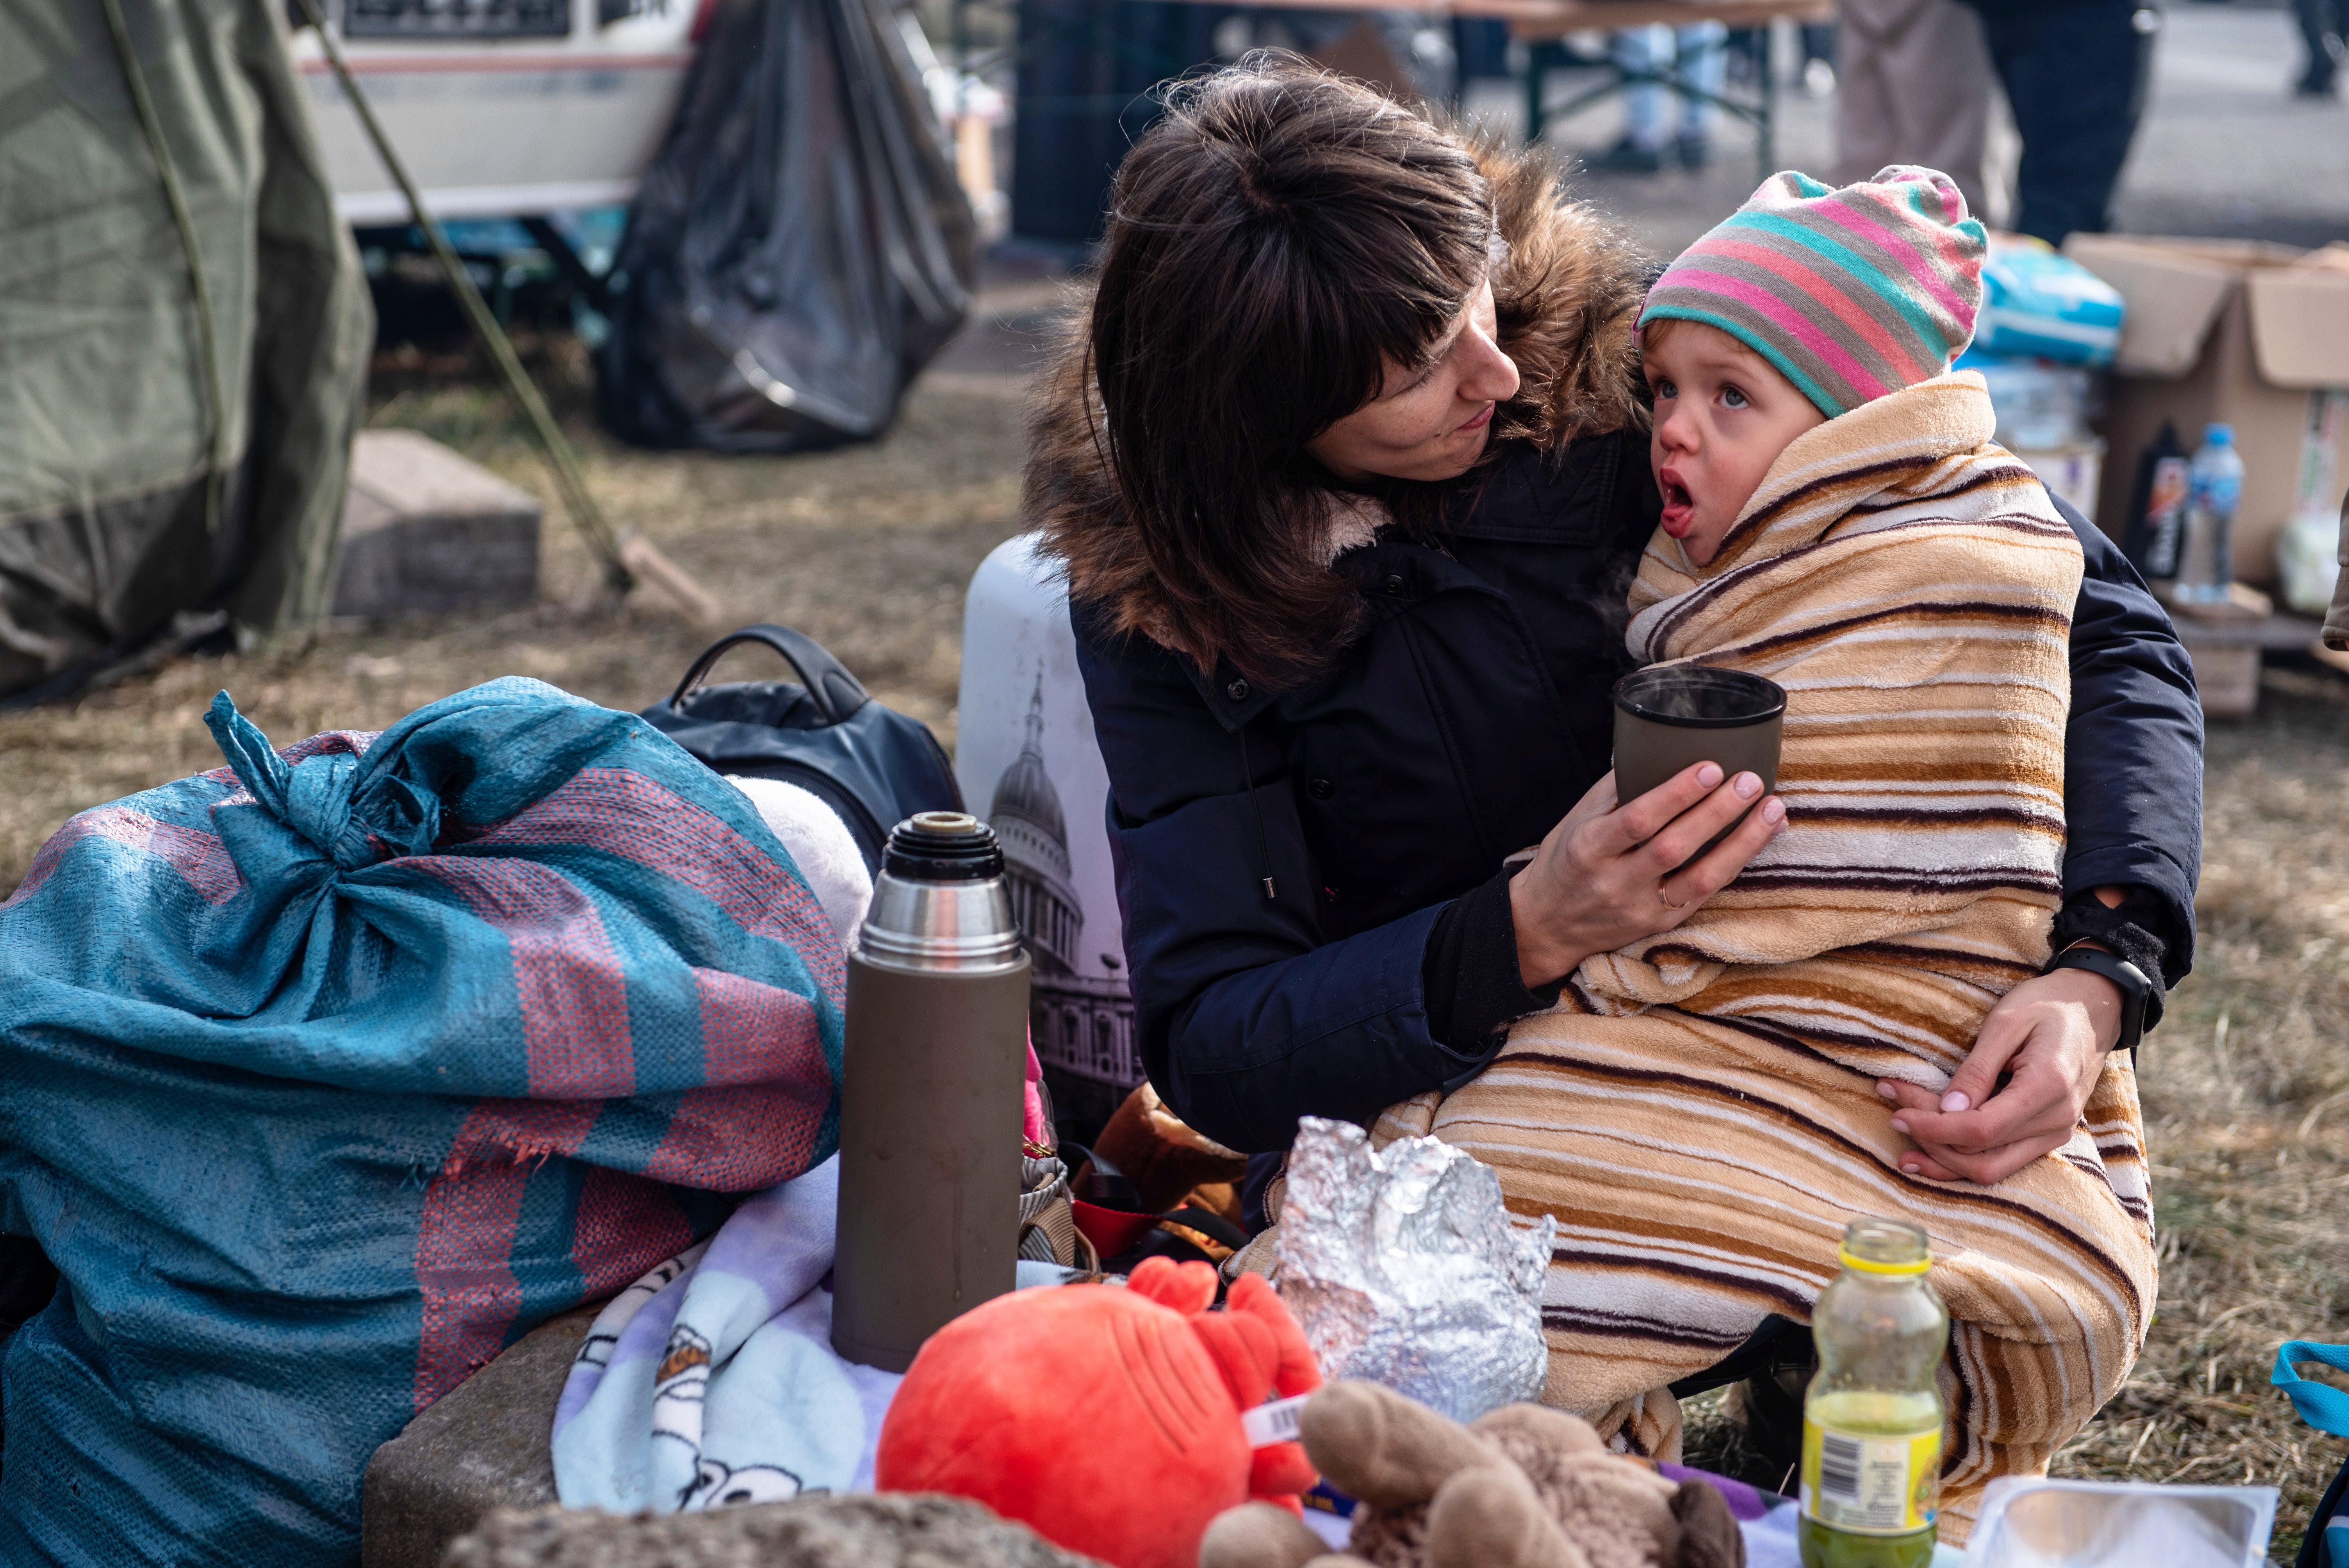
597;0;975;451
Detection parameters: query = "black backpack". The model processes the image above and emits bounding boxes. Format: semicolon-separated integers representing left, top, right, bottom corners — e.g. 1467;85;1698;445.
641;624;962;871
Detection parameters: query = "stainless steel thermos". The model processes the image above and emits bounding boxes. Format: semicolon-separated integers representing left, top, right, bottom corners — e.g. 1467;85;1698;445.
831;811;1032;1372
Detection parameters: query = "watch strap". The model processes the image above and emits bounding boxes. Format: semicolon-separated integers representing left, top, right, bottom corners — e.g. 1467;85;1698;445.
2048;946;2150;1052
2049;887;2174;1032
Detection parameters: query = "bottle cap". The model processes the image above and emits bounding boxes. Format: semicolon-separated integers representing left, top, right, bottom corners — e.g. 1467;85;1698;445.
1837;1216;1932;1277
2204;423;2234;445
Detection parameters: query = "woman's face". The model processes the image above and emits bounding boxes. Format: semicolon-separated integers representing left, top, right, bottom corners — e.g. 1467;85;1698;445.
1305;278;1520;485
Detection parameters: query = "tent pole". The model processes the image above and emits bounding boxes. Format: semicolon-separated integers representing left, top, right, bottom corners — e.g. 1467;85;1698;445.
287;0;720;624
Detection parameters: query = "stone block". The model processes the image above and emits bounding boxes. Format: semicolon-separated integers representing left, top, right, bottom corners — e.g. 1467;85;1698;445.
440;1494;1107;1568
335;429;540;618
360;1306;590;1568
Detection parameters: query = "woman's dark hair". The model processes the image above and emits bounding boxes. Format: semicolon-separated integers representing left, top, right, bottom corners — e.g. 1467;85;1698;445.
1085;56;1499;688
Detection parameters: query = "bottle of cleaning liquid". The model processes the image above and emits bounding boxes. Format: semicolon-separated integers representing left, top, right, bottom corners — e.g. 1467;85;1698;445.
1798;1218;1950;1568
2121;421;2189;581
2173;424;2244;606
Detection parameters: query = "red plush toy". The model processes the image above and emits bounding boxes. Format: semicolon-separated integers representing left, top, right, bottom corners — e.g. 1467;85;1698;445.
875;1258;1322;1568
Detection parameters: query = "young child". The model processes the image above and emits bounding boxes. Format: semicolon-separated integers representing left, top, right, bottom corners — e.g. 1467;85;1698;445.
1379;168;2153;1540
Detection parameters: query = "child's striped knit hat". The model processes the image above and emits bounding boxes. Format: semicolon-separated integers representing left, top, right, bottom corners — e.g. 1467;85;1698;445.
1637;166;1985;418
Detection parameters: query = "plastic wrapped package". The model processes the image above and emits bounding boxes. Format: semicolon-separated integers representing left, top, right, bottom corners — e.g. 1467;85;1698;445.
1959;348;2106;517
1976;235;2124;367
596;0;977;452
1962;1479;2276;1567
1961;351;2098;451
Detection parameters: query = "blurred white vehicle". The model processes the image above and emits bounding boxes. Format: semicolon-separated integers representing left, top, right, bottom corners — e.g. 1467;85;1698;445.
287;0;699;222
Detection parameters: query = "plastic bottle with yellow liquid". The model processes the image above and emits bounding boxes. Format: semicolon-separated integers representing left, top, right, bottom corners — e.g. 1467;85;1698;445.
1798;1217;1950;1568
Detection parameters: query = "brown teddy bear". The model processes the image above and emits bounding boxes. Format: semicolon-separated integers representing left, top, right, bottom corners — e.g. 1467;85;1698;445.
1198;1381;1743;1568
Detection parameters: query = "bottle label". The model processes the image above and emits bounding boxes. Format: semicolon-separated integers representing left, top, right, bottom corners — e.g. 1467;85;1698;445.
1241;1394;1309;1448
2143;456;2189;577
1800;1420;1939;1535
2189;469;2241;520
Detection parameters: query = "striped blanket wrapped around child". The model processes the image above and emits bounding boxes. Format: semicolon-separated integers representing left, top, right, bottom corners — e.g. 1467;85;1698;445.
1379;371;2155;1538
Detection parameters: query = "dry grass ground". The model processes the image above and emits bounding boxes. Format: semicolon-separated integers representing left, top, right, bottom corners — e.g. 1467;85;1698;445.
0;334;1028;887
3;319;2346;1554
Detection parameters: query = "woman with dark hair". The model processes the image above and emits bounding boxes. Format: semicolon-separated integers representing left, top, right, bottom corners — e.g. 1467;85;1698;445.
1030;54;2198;1438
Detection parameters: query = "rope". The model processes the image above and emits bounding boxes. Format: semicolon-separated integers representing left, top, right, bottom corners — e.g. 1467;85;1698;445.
285;0;635;594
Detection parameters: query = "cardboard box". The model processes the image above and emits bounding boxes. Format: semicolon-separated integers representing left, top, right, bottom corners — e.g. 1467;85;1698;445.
2180;637;2261;722
2063;235;2349;588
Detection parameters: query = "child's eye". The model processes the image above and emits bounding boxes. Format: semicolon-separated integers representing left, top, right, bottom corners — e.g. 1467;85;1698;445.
1653;377;1677;401
1721;385;1750;410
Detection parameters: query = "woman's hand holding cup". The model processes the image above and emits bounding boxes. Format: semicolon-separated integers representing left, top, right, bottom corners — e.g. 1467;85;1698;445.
1508;763;1785;990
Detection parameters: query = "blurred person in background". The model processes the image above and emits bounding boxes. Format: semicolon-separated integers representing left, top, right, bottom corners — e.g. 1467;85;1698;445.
1727;23;1839;98
2295;0;2343;96
1593;22;1729;171
1800;21;1837;96
1834;0;1991;219
1959;0;2160;244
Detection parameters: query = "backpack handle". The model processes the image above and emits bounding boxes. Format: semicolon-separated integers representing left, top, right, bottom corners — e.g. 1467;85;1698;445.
668;624;870;727
2276;1341;2349;1437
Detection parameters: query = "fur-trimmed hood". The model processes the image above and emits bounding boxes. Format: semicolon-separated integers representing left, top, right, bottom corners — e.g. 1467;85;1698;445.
1025;144;1652;663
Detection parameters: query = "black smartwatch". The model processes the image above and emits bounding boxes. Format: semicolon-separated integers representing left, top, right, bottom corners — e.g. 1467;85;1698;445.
2047;946;2151;1052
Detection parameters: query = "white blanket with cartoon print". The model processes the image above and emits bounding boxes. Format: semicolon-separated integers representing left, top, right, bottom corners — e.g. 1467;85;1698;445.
551;1156;903;1511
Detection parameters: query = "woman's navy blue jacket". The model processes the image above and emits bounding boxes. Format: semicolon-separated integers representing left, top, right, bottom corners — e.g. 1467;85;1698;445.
1070;429;2205;1155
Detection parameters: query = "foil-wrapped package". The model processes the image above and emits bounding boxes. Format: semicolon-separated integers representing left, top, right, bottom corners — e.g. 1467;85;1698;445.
1275;1116;1553;1422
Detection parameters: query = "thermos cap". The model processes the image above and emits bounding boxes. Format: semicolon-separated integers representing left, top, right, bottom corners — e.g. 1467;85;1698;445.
856;814;1024;974
883;812;1005;883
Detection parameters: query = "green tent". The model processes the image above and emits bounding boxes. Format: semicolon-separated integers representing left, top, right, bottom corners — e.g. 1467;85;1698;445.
0;0;371;700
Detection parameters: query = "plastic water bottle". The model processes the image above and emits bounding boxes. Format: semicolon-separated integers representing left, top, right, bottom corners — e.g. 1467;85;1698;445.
1798;1218;1950;1568
2173;424;2244;606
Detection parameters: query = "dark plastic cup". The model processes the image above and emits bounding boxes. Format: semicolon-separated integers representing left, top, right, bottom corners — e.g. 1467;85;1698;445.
1612;667;1786;852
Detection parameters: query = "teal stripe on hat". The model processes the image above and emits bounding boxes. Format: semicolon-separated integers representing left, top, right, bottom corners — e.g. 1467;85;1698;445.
1670;247;1916;396
1721;208;1950;350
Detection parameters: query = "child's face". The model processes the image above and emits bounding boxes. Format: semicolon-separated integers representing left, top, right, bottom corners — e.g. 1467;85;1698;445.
1642;321;1827;566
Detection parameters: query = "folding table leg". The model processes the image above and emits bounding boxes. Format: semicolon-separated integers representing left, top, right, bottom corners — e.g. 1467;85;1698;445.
1524;41;1548;145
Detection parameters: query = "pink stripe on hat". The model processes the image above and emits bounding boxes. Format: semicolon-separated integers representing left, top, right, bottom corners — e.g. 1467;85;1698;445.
1660;265;1900;406
1699;235;1939;384
1814;196;1973;322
